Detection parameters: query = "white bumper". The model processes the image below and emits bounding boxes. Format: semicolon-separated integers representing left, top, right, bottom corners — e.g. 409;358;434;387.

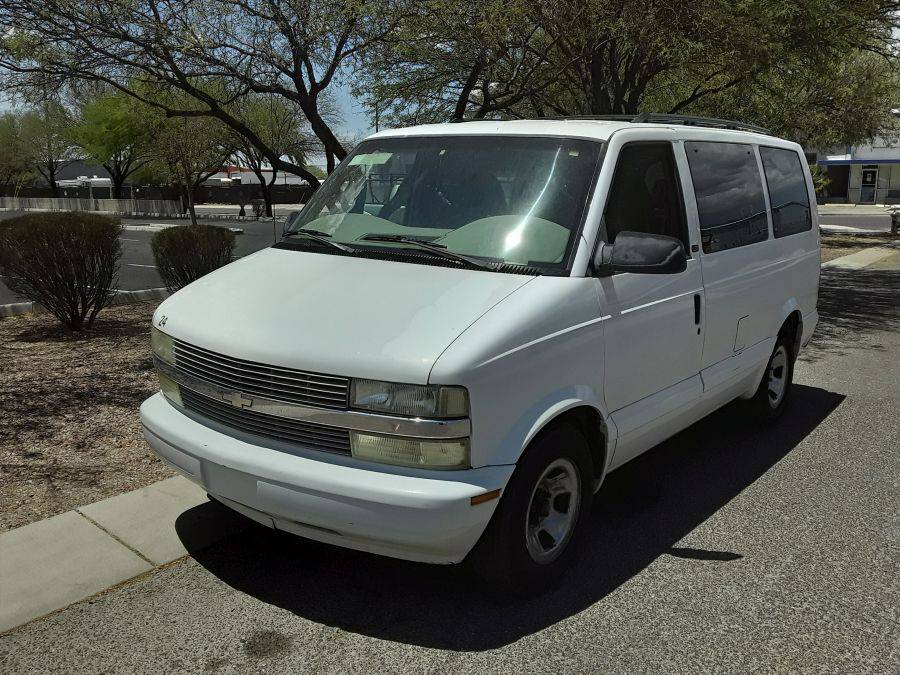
140;393;513;564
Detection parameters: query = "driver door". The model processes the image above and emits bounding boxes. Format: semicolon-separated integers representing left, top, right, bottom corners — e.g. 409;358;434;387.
598;140;705;466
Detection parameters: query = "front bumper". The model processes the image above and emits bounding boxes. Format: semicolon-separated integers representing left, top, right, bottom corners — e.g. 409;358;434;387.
140;393;513;564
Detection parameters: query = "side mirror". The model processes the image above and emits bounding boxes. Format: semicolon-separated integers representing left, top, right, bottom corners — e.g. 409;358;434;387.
594;231;687;275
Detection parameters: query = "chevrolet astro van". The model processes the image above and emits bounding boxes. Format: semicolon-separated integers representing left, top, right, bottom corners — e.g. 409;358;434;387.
142;115;819;585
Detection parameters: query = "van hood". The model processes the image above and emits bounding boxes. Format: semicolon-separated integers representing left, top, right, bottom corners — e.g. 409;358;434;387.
155;247;534;384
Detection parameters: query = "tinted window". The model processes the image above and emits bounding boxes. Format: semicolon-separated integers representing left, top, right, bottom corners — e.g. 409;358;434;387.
604;143;687;246
685;142;768;253
760;146;811;237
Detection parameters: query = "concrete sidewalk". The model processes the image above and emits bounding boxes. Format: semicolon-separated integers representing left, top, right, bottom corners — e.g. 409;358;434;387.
0;476;246;633
817;203;896;216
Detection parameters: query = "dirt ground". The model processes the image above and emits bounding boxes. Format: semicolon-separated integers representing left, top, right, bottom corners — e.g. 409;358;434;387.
819;232;898;263
0;302;173;532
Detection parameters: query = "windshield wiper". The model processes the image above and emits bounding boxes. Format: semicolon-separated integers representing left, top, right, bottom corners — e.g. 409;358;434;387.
360;234;498;271
283;229;357;253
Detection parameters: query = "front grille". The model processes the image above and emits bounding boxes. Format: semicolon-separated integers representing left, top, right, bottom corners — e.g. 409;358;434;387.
182;388;352;454
172;339;350;410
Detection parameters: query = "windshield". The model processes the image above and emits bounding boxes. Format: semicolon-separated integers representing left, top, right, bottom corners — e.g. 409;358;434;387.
285;135;603;274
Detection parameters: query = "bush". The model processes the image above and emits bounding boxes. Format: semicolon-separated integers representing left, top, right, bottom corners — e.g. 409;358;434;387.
0;212;122;330
150;224;236;293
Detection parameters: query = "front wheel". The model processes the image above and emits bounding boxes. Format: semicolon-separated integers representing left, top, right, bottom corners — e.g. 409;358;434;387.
467;423;593;593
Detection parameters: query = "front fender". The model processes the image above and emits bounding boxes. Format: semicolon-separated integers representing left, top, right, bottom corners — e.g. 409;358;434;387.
490;387;616;468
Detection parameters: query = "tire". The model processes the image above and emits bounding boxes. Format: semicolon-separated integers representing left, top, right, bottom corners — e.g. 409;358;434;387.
749;333;795;421
466;423;593;594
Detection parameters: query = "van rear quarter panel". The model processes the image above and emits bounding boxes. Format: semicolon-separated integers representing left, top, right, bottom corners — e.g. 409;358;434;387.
428;277;610;468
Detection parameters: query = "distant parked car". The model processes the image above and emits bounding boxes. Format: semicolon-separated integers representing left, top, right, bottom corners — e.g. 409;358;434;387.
142;115;820;588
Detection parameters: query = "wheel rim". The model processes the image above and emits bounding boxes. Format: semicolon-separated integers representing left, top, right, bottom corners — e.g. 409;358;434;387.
767;346;789;408
525;458;580;564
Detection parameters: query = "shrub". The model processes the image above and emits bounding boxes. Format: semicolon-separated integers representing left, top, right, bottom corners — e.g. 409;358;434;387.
0;212;122;330
150;224;236;293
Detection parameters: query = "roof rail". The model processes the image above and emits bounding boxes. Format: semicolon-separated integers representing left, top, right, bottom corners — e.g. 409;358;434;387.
554;113;773;135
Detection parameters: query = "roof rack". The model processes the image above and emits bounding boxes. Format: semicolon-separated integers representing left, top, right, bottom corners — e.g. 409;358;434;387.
557;113;773;135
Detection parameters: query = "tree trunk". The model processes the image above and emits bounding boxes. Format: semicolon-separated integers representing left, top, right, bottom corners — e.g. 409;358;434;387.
46;165;59;197
301;97;346;172
186;187;198;226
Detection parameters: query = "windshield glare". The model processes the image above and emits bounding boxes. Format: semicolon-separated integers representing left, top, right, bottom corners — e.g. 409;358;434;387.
287;135;603;273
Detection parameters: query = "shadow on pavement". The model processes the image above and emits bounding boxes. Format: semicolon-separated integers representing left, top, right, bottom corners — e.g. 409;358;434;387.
802;265;900;362
176;384;844;651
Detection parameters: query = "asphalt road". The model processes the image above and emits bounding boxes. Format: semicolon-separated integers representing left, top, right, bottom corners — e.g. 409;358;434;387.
1;258;898;672
818;212;893;232
0;217;282;305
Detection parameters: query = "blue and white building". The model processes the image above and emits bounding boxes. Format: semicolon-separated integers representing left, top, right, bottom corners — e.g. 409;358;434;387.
816;110;900;204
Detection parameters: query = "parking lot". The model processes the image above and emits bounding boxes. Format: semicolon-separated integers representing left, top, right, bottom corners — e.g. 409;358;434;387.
0;216;283;305
1;254;897;672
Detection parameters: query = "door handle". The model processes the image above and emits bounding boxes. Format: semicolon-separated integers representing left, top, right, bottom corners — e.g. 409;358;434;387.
694;294;702;328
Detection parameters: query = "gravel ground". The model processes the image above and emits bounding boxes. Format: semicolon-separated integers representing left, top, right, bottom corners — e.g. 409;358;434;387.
819;232;898;262
0;302;172;532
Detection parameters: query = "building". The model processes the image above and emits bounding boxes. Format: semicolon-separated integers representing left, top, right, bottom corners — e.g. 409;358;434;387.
203;164;311;186
816;110;900;204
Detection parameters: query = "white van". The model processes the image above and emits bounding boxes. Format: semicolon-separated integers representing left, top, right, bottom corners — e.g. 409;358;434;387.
142;115;819;586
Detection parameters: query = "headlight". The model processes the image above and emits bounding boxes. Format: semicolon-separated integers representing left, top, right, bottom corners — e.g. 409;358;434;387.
350;432;469;469
157;371;183;408
151;326;175;364
351;379;468;418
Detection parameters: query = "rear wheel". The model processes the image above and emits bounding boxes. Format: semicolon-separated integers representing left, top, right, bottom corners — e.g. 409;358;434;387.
749;335;794;421
467;423;593;593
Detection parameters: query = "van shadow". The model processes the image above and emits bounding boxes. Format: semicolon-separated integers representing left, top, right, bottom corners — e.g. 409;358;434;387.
176;384;843;651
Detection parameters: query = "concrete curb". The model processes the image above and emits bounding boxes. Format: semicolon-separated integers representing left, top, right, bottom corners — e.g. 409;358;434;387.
820;224;892;234
122;223;245;234
0;476;248;634
0;287;169;319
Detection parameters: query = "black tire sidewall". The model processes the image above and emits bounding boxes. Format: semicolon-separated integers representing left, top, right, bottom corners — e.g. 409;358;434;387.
753;335;795;420
467;423;593;591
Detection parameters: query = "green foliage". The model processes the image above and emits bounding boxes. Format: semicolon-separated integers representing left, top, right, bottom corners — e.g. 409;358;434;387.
150;225;236;292
0;212;122;330
71;91;157;195
18;100;77;194
809;164;831;197
363;0;899;146
304;165;327;180
0;112;35;190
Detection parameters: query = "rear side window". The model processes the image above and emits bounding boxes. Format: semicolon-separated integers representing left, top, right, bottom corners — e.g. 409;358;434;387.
760;146;811;237
604;143;687;247
685;142;768;253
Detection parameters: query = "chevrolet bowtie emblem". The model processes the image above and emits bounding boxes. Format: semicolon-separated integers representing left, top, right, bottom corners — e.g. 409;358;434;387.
224;391;253;409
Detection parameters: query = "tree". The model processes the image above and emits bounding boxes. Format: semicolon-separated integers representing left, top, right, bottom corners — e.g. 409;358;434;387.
362;0;898;145
229;95;318;217
0;112;33;193
19;99;77;196
72;91;156;199
144;114;235;225
0;0;413;180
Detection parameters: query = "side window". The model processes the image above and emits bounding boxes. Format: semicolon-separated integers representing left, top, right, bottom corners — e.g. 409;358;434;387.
760;146;811;237
685;142;768;253
604;143;687;247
